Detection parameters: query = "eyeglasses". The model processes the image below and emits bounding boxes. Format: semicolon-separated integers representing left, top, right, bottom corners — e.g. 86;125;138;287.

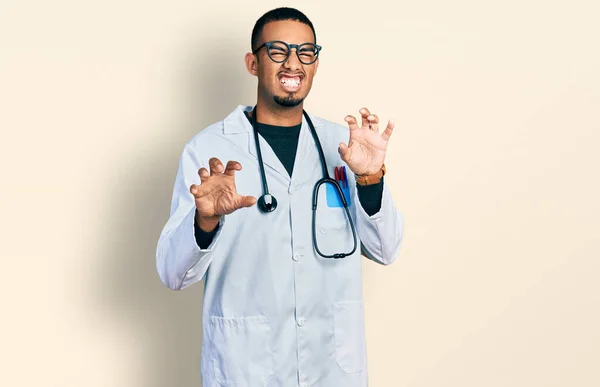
252;40;322;65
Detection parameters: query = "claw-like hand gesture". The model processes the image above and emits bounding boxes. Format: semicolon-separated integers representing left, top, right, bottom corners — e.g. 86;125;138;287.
338;107;395;176
190;157;256;231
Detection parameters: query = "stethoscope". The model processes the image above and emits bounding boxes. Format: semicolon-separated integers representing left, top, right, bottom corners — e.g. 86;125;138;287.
250;106;358;259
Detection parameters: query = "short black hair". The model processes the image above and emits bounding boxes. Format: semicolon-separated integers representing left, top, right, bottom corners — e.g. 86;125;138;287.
251;7;317;52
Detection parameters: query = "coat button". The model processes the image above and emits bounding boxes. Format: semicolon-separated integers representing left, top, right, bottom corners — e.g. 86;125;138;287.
297;318;306;327
292;252;302;261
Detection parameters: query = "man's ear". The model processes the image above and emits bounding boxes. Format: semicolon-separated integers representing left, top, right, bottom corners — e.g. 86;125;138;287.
245;52;259;76
313;57;319;76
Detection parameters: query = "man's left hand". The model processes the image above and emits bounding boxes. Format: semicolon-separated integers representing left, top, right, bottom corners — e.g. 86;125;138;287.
339;107;395;176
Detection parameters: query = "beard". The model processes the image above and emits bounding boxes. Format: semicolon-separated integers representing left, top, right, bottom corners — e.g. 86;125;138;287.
274;93;304;108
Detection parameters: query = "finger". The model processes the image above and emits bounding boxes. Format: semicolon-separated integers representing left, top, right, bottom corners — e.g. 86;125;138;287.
190;183;203;197
344;115;360;131
338;142;350;161
360;107;371;129
238;195;257;208
198;167;210;183
208;157;224;175
190;182;211;198
191;183;214;199
368;114;379;131
223;160;242;177
381;120;395;142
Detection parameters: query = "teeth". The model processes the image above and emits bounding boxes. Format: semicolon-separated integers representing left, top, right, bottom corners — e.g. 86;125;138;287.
281;77;300;87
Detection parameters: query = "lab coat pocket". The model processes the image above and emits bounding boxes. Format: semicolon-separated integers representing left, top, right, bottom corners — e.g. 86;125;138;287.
333;301;367;374
315;205;354;256
315;182;349;233
314;184;355;256
316;210;348;233
209;315;274;386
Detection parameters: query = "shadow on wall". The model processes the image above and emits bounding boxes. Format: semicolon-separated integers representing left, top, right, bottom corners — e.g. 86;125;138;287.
97;39;254;387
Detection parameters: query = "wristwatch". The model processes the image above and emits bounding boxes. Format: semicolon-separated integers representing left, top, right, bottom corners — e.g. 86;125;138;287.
355;164;386;186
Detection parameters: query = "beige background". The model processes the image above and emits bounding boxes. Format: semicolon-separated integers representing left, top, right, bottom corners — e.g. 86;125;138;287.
1;0;599;386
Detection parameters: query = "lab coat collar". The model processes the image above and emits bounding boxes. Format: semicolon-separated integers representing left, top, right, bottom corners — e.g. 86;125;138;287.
223;104;321;184
223;105;254;134
222;104;324;134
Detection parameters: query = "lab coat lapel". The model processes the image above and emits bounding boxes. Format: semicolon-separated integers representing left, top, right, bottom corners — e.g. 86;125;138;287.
290;112;319;188
247;130;291;182
224;105;320;185
224;105;290;183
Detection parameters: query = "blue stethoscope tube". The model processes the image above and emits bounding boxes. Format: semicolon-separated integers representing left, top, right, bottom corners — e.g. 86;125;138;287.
250;106;358;259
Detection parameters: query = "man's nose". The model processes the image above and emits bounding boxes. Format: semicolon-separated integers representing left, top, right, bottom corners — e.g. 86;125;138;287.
283;48;302;68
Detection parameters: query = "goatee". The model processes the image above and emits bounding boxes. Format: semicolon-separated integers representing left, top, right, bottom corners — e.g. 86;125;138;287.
274;94;304;108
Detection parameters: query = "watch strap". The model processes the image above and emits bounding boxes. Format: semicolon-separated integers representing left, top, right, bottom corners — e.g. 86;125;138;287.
355;164;386;186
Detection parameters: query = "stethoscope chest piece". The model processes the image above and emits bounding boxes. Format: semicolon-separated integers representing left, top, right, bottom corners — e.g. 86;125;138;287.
258;194;278;212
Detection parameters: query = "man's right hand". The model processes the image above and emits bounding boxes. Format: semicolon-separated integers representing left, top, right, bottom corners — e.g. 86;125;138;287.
190;157;257;232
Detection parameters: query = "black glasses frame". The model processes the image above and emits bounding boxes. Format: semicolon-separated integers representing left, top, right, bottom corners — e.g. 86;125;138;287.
252;40;322;65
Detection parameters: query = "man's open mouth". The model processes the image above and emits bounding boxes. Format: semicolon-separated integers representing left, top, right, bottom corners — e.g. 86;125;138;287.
279;74;303;92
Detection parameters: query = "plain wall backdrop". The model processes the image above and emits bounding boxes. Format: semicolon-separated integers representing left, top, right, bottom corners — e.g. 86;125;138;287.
1;0;599;386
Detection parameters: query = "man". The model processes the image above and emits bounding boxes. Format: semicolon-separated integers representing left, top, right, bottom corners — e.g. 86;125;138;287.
156;7;404;387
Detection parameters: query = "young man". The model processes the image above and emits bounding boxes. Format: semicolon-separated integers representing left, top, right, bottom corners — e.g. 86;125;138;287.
156;7;404;387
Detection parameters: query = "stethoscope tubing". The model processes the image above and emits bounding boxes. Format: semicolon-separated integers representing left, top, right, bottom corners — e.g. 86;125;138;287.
250;106;358;258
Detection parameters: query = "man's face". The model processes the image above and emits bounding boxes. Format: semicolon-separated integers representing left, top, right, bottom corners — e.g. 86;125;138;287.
248;20;319;108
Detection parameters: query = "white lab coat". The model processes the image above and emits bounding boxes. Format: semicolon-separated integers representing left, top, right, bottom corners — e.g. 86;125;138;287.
156;105;404;387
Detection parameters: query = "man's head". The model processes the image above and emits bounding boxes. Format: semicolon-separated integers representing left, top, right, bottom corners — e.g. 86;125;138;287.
245;7;319;109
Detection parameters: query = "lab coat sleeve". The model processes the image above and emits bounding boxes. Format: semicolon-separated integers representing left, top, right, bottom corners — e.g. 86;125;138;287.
156;142;225;290
353;179;404;265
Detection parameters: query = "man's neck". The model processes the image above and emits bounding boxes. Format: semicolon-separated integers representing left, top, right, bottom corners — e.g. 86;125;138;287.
251;99;303;126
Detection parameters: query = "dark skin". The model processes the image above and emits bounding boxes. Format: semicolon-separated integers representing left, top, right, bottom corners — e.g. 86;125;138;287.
190;20;395;231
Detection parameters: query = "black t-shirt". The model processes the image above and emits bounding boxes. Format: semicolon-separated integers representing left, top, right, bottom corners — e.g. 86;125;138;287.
194;111;384;249
244;110;302;177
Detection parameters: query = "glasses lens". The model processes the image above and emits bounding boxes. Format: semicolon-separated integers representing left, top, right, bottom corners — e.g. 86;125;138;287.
297;43;318;64
268;42;289;62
